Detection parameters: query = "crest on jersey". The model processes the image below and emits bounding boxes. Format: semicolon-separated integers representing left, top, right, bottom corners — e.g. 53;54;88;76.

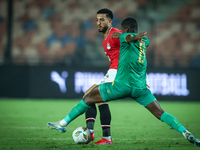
107;43;111;50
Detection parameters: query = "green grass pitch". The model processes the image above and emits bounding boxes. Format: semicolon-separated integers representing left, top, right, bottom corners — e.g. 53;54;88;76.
0;99;200;150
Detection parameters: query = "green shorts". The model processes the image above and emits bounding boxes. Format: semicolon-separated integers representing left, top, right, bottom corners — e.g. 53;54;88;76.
99;81;156;107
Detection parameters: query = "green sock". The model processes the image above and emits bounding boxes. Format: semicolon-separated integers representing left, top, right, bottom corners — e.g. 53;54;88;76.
64;99;90;124
160;112;186;134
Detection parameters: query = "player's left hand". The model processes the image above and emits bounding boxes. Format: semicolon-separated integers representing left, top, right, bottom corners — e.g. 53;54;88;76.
111;32;122;39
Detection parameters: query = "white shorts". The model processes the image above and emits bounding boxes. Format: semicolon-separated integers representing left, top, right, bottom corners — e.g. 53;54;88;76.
96;69;117;85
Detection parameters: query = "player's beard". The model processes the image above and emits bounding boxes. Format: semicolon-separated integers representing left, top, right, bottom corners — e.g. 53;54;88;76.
98;25;108;34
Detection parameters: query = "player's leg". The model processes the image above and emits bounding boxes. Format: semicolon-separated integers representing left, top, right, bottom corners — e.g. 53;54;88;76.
84;84;98;140
94;102;112;145
94;82;131;145
134;88;187;134
85;103;96;140
134;88;199;147
143;94;199;147
145;100;200;147
47;81;127;140
145;100;187;131
93;69;116;144
47;85;104;132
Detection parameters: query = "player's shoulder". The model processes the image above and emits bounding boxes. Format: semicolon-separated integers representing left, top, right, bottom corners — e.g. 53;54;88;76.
111;27;122;33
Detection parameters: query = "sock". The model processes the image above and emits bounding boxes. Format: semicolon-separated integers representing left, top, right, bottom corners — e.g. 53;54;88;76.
89;129;94;133
103;136;112;141
160;112;187;134
64;99;90;124
102;127;111;137
60;119;67;126
99;104;111;137
85;103;97;130
182;130;189;137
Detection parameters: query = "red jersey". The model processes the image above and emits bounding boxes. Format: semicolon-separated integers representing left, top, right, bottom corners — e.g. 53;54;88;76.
102;27;121;69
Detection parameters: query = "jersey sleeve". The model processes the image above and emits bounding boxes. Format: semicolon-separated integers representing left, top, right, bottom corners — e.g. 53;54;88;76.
120;33;150;47
119;33;129;43
142;37;150;47
111;36;120;47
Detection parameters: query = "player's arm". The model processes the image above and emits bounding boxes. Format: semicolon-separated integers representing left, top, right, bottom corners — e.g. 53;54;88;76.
112;31;147;43
125;32;147;43
111;32;122;38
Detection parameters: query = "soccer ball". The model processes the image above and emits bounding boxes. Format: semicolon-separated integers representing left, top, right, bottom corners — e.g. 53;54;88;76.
72;127;91;144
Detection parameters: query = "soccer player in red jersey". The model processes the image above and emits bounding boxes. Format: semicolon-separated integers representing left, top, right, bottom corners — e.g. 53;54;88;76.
47;8;120;145
83;8;121;145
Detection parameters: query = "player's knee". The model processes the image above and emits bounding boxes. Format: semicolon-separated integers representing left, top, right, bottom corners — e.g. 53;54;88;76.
155;110;165;120
83;95;94;106
148;107;164;120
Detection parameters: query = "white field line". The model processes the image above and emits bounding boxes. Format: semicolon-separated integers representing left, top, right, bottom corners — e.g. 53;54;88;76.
1;126;200;130
1;137;185;141
0;126;173;130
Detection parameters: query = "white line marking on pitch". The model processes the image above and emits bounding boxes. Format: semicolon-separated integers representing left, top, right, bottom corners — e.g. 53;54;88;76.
1;137;185;141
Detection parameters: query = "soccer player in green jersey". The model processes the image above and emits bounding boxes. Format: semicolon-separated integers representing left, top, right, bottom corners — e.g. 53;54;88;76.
47;17;200;147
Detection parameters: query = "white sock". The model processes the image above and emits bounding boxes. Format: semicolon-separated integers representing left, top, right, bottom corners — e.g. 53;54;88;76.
59;119;67;126
182;130;189;138
103;136;112;141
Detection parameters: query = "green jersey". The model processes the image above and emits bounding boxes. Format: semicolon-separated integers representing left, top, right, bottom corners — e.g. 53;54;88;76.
114;33;150;89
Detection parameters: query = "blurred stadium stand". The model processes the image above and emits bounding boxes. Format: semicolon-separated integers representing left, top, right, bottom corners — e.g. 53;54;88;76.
1;0;200;100
0;0;200;68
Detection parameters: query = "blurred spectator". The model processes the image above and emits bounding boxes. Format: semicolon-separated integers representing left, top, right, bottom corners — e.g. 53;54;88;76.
84;29;100;61
62;41;77;66
46;19;82;66
36;0;55;20
136;0;147;11
36;41;54;65
12;28;38;65
68;20;87;48
82;16;97;32
0;0;199;68
83;29;107;66
46;21;71;47
113;6;129;29
20;14;37;33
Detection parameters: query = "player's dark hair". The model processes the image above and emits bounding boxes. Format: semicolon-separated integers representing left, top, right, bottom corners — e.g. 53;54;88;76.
121;17;138;33
97;8;113;20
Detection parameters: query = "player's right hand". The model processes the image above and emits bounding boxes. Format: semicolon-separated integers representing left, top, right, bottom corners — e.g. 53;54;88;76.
135;32;147;41
111;32;122;39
